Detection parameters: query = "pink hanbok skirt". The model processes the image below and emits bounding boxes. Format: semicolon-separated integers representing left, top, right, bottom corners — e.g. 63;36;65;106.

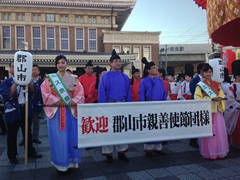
198;111;229;159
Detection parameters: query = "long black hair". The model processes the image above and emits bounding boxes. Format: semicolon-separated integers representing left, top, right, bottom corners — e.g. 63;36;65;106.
223;68;231;83
95;67;107;89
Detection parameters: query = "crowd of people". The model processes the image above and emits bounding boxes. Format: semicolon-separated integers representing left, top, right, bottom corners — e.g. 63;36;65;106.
0;49;240;175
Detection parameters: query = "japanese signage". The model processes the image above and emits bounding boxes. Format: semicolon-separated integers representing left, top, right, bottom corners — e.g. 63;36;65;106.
77;100;212;148
209;58;224;83
14;51;33;85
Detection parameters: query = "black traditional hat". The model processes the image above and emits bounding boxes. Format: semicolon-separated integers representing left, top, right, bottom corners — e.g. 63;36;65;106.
142;57;156;78
167;66;175;76
184;64;194;77
132;66;140;75
142;57;148;78
158;68;166;77
85;60;93;67
145;62;155;70
232;60;240;76
109;49;121;62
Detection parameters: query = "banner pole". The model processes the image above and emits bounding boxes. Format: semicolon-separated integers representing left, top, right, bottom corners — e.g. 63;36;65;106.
24;85;28;164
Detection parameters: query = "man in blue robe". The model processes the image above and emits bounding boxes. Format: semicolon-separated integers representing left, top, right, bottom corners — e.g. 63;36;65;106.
98;50;131;163
0;61;42;164
139;61;166;156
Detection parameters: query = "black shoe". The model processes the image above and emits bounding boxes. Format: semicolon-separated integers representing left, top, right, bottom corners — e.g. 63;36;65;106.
146;152;153;157
118;153;129;163
57;169;71;176
28;153;43;159
19;139;24;146
106;155;114;164
32;139;42;144
154;151;165;156
189;140;199;149
9;158;18;164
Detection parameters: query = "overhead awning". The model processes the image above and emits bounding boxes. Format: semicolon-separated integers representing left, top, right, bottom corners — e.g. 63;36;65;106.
194;0;240;47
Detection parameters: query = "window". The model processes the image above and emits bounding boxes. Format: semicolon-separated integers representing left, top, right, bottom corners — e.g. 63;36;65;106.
75;15;84;23
33;14;41;22
46;27;55;50
133;46;141;60
123;46;131;54
16;26;25;49
88;29;96;51
46;14;55;22
76;28;84;50
113;46;121;53
88;16;96;24
60;15;69;23
32;27;41;49
3;13;11;21
143;47;151;61
101;17;109;24
2;26;10;49
17;13;25;21
60;28;69;50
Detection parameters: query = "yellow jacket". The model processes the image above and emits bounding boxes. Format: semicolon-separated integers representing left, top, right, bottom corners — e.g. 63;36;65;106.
194;84;226;113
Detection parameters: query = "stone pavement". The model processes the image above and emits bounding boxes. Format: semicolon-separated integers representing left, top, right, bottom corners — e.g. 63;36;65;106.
1;119;240;180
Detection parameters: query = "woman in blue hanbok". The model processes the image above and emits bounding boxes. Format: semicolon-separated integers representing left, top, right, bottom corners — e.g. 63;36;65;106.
41;55;84;172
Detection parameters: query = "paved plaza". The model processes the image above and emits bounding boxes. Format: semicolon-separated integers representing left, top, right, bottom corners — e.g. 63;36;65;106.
1;119;240;180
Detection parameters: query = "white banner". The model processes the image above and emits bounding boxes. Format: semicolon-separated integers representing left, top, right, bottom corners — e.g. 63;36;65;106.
77;99;212;148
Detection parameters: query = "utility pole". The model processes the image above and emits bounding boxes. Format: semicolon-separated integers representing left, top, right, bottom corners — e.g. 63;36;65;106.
159;48;164;68
165;44;168;69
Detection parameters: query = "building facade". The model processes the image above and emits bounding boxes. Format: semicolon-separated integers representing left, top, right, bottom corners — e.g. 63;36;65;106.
160;44;212;74
0;0;160;79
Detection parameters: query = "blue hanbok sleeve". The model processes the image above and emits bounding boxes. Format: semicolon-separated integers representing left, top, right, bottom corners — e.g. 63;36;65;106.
138;79;145;102
98;73;107;103
126;82;132;102
163;89;167;101
123;74;132;102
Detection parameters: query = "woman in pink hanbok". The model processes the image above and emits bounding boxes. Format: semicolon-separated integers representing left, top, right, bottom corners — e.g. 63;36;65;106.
41;55;84;173
194;64;229;160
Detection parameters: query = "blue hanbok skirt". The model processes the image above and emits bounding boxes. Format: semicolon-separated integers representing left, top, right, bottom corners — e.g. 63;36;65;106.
47;108;81;171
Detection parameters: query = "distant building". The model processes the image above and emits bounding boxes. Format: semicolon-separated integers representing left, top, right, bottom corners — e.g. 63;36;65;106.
0;0;160;79
160;44;211;73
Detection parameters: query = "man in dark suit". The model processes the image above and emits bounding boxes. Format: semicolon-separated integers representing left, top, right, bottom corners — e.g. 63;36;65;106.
189;62;206;148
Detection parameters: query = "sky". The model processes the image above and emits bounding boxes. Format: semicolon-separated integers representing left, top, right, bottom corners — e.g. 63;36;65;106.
122;0;209;45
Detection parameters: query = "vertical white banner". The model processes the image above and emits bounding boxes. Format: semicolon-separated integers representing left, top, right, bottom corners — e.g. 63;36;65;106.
14;51;33;85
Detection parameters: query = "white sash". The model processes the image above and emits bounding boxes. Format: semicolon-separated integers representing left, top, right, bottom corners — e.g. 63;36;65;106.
47;73;72;105
197;81;218;98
